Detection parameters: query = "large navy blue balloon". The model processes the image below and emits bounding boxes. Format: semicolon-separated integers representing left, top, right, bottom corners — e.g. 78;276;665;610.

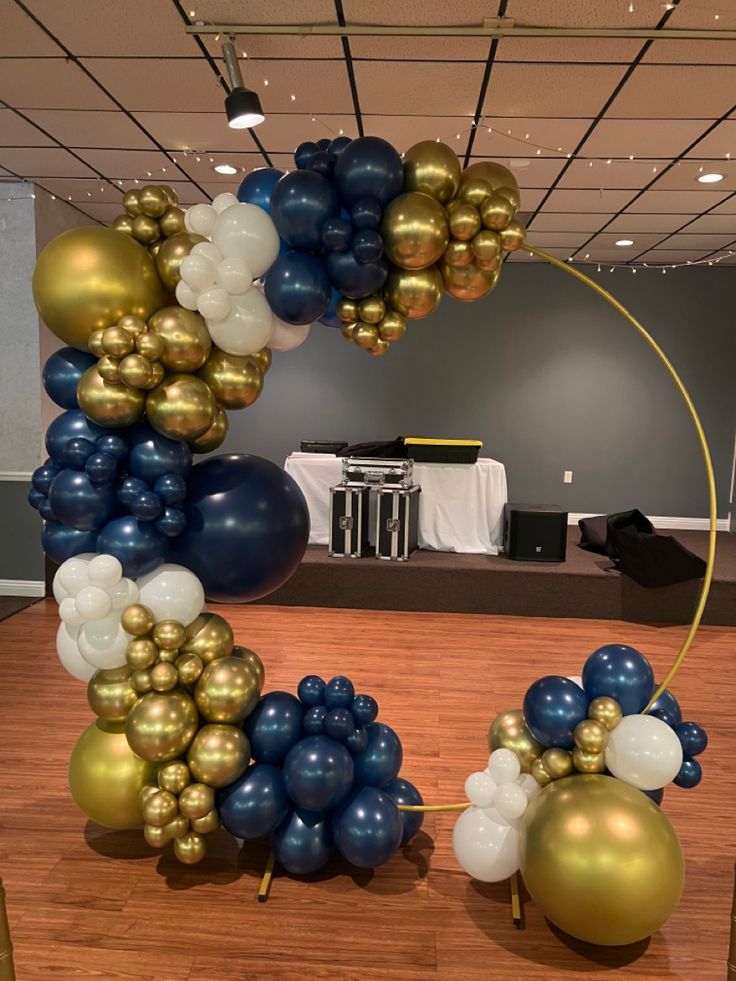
217;763;290;839
384;777;424;845
96;515;168;577
264;251;331;326
42;522;97;564
270;170;339;250
47;469;117;531
673;721;708;757
333;136;404;208
236;167;284;212
318;287;344;328
42;348;96;409
271;808;333;875
127;423;191;484
45;410;105;465
171;454;309;603
648;686;682;726
523;676;589;749
352;723;402;787
245;691;304;765
582;644;654;716
282;735;354;812
324;249;388;300
333;786;402;868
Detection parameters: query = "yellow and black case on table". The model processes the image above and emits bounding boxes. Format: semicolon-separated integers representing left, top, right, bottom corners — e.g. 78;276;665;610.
402;438;482;464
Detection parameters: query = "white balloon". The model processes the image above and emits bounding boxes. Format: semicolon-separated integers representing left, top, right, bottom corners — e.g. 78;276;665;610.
74;585;112;621
57;555;92;595
137;563;205;625
211;203;280;278
452;806;520;883
86;554;122;589
186;203;217;237
605;714;683;791
517;772;542;804
464;771;496;808
488;748;521;785
197;286;232;323
494;783;528;823
110;577;139;610
216;256;253;295
78;614;129;669
207;289;273;357
175;279;199;311
180;253;217;292
59;596;84;625
269;317;311;352
56;622;96;682
191;241;223;264
212;191;239;214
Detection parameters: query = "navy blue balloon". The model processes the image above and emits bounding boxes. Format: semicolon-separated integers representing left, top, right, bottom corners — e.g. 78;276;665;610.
328;135;352;159
649;687;682;726
85;451;117;484
155;507;186;538
42;522;97;563
674;757;702;788
154;473;187;506
32;464;59;495
345;726;368;755
294;140;321;170
236;167;285;212
43;348;96;409
118;476;149;507
96;515;168;577
673;721;708;757
218;763;290;839
582;644;655;716
298;675;326;707
321;217;353;253
171;454;309;603
303;705;328;735
282;735;354;812
324;249;388;300
63;437;96;469
352;723;402;787
127;423;191;484
38;498;57;522
27;487;45;511
325;676;354;709
383;777;424;845
45;410;105;465
95;434;128;463
271;807;334;875
308;150;332;177
333;786;402;868
351;198;382;231
47;469;117;531
245;691;304;765
130;490;163;522
352;229;383;264
264;251;331;325
324;708;355;741
333;136;404;208
270;170;339;250
523;676;589;749
642;787;665;806
318;288;344;328
351;694;378;727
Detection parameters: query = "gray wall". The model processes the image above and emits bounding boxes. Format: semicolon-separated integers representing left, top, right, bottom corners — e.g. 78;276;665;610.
220;262;735;520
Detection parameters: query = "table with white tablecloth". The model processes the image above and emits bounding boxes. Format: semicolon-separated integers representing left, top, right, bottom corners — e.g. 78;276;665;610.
284;453;508;555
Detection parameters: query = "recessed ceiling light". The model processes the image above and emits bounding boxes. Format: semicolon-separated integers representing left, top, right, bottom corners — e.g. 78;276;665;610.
615;239;634;247
213;163;238;175
697;172;724;183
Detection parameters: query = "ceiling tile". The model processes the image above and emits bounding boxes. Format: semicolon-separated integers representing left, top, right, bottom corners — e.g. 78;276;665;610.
642;39;736;65
625;188;730;213
609;66;736;118
135;112;293;154
528;212;610;233
256;114;358;153
579;118;709;159
685;119;736;158
581;232;664;254
0;2;59;55
497;37;641;63
77;149;188;181
0;147;97;178
364;116;471;150
342;1;492;25
709;195;736;214
194;0;337;24
557;158;656;190
475;118;593;158
80;58;224;113
469;157;566;189
0;108;55;147
202;34;343;59
678;212;736;234
666;4;736;30
32;176;123;201
657;231;736;250
504;0;665;28
0;58;115;110
514;188;545;211
76;200;127;222
519;231;591;249
543;188;635;213
23;109;156;150
350;36;489;60
636;250;718;263
354;61;485;116
651;160;736;192
214;58;355;113
178;152;269;185
484;64;628;118
605;212;693;233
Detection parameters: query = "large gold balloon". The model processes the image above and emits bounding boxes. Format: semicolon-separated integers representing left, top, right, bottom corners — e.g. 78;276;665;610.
440;258;500;302
488;709;544;773
403;140;461;204
461;160;520;197
32;227;165;352
445;201;481;242
195;656;260;724
197;349;263;409
189;406;229;454
384;265;443;320
149;307;211;373
68;721;158;829
145;374;217;441
181;612;234;664
380;192;449;270
520;774;684;946
232;646;265;692
155;232;205;292
87;666;138;723
187;724;250;788
77;365;145;428
125;689;199;763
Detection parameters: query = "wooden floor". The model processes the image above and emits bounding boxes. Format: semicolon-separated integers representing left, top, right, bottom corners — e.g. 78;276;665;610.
1;599;733;980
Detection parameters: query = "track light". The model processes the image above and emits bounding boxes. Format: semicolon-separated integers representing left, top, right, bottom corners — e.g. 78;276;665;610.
222;41;264;130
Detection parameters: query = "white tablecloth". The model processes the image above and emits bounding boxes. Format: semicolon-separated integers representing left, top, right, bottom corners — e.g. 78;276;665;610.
284;453;507;554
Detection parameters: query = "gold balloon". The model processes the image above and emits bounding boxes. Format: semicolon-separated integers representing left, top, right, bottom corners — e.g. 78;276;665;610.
197;348;263;409
163;814;189;840
33;227;165;352
126;638;158;670
97;355;121;383
158;648;179;664
368;339;390;357
588;696;623;732
384;265;443;320
132;214;161;245
378;310;406;342
574;719;609;754
520;774;684;945
139;783;159;806
158;206;186;238
232;646;265;692
531;758;552;786
475;255;501;273
189;406;229;454
489;709;544;773
88;329;105;356
158;760;191;795
131;669;153;693
125;689;199;763
341;321;358;341
471;229;501;263
191;808;220;835
500;219;526;252
155;231;206;292
403;140;461;203
149;307;211;374
187;724;250;788
352;323;379;350
123;190;142;217
542;748;574;780
113;214;134;236
144;823;170;848
77;365;145;428
176;652;205;686
102;325;135;358
445;201;481;242
479;194;515;231
336;298;360;323
141;789;179;828
146;374;217;441
139;185;170;219
358;295;386;325
572;747;606;773
496;184;521;212
459;177;493;209
443;239;474;268
380;192;449;270
151;662;179;692
68;721;157;829
250;346;271;375
160;185;179;207
87;666;138;723
119;354;154;389
136;331;166;362
153;620;187;651
179;782;215;820
174;831;207;865
440;258;499;302
461;160;519;197
122;603;155;637
195;657;259;725
118;315;146;337
181;613;234;664
148;242;162;258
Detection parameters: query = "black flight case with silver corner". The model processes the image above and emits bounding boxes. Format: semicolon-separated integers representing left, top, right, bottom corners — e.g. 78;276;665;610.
342;457;414;489
375;484;421;561
328;484;371;558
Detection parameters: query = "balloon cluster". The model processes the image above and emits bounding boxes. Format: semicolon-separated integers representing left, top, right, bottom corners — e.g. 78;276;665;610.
218;674;424;874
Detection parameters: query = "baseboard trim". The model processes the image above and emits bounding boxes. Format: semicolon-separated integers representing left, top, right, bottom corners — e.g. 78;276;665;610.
0;472;33;481
568;513;729;532
0;579;45;597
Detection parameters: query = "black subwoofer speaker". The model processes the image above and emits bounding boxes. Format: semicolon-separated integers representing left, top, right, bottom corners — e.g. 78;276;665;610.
504;503;568;562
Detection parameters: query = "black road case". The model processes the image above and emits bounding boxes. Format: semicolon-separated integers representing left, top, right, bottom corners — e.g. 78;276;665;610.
329;485;371;557
375;485;421;561
342;457;414;488
504;503;568;562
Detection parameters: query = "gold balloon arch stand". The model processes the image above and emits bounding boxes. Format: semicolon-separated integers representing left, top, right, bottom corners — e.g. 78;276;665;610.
26;134;716;954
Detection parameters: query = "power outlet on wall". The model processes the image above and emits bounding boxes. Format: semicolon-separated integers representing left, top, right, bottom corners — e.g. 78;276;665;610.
563;470;573;484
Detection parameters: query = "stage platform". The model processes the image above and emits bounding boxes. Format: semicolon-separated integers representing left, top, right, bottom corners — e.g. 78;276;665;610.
262;527;736;625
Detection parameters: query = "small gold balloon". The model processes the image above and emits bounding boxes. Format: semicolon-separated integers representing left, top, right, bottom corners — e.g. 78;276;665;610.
195;656;260;724
572;747;606;773
122;603;155;637
163;814;189;840
158;206;186;238
232;646;265;692
488;709;545;773
197;348;263;410
403;140;461;204
88;329;105;357
155;231;206;292
461;160;519;196
440;258;499;302
574;719;609;754
181;613;234;664
358;295;386;325
187;724;250;788
148;241;162;258
341;321;358;341
158;760;191;795
336;298;359;323
475;255;501;273
479;194;515;231
135;331;166;362
368;339;390;357
138;185;169;219
141;789;179;827
101;325;135;358
113;214;134;236
160;185;179;207
158;648;179;664
176;652;205;686
188;406;229;454
146;374;217;441
496;184;521;212
152;620;187;651
151;662;179;692
541;747;574;780
378;310;406;342
174;831;207;865
131;669;153;693
443;239;474;269
118;314;146;337
132;214;161;245
149;306;212;374
471;229;502;263
125;689;199;763
123;190;142;217
250;346;271;375
178;782;215;820
126;638;157;670
77;365;146;428
445;201;481;241
352;323;379;350
459;177;493;209
380;191;449;270
87;666;138;723
139;783;159;808
118;353;154;389
588;696;623;732
143;823;170;848
531;757;552;786
97;354;121;383
384;265;443;320
191;808;220;834
500;219;526;252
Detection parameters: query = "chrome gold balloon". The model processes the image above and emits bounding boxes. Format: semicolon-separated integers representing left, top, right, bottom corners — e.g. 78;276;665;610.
336;298;360;323
174;831;207;864
197;348;263;410
445;201;481;242
155;231;206;292
541;747;573;780
118;314;146;337
480;194;515;231
135;331;166;362
500;219;526;252
149;307;211;374
475;255;501;273
139;185;170;219
176;652;204;686
461;160;519;197
588;696;622;732
459;177;493;209
250;346;271;375
471;229;502;263
574;719;609;754
144;823;170;848
187;724;250;788
403;140;461;203
88;329;105;357
123;190;142;217
113;214;134;236
158;648;179;664
341;321;358;341
378;310;406;342
131;669;153;693
531;757;552;786
380;191;449;270
77;365;146;428
158;760;191;795
191;808;220;834
179;782;215;820
158;206;186;238
520;774;684;945
141;789;179;827
122;603;155;637
151;662;179;692
152;620;187;651
440;258;499;302
496;184;521;212
118;354;154;389
443;240;474;269
368;339;390;356
68;721;158;829
145;374;217;441
571;747;605;773
195;657;260;725
358;295;386;325
132;214;161;245
87;666;138;723
488;709;544;773
125;689;199;763
384;265;443;320
189;407;228;454
352;323;379;350
163;814;189;840
97;355;121;383
181;613;235;664
160;185;179;207
232;646;265;692
101;325;135;358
